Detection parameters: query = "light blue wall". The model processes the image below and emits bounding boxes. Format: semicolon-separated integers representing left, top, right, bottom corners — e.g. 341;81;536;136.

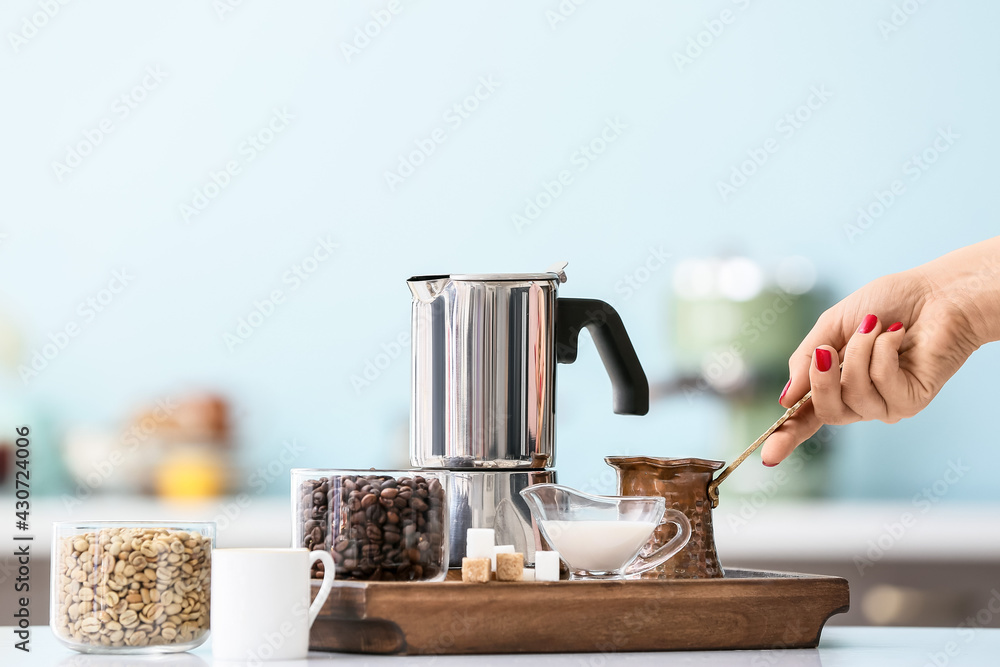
1;1;998;500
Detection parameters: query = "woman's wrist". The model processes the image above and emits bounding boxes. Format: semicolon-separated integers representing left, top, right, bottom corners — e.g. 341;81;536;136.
921;237;1000;347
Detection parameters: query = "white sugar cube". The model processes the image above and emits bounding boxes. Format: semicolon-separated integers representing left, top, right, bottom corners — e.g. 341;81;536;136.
535;550;561;582
492;544;514;572
466;528;495;560
521;568;536;581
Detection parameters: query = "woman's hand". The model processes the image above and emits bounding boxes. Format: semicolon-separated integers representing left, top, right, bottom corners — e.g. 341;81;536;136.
761;238;1000;466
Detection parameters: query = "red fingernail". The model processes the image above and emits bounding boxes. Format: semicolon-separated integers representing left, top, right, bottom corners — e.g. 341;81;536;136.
779;379;790;404
815;348;832;372
858;314;877;334
887;321;903;332
763;461;777;467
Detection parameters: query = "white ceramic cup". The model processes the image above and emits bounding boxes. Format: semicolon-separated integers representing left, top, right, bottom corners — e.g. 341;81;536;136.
210;548;334;662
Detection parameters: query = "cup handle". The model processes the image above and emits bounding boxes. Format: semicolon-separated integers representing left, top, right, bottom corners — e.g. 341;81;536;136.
624;509;691;577
307;550;335;627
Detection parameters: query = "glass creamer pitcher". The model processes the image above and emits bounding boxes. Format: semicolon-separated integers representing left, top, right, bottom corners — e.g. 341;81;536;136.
520;483;691;579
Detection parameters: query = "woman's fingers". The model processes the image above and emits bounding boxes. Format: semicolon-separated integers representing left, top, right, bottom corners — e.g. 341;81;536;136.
809;345;860;424
760;402;824;466
780;309;850;408
870;322;909;421
840;314;887;420
765;317;908;466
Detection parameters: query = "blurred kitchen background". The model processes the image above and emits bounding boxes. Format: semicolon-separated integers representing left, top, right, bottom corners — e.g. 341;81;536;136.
1;0;998;628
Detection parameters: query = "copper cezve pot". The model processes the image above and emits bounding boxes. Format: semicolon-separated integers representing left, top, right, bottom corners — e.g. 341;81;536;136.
606;456;725;579
606;383;822;579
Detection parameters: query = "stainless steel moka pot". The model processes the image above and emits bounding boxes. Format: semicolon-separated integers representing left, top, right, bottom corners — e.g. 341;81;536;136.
407;262;649;566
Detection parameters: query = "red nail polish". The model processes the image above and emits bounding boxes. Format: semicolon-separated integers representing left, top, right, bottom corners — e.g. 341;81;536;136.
815;348;832;372
779;379;790;404
763;462;777;468
858;314;877;334
887;321;903;332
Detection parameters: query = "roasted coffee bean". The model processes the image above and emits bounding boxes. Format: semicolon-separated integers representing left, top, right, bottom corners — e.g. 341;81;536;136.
298;473;446;582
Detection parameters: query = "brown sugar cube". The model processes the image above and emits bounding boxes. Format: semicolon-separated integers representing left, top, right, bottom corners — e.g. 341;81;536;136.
462;557;491;583
496;552;524;582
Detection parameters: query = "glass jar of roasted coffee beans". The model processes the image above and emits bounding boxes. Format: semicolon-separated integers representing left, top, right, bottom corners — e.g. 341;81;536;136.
50;521;215;654
292;469;449;582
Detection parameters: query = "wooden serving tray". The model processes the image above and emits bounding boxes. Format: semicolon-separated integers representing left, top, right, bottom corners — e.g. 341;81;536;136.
309;569;849;655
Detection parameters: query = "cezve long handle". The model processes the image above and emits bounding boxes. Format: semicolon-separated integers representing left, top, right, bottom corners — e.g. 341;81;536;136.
706;363;843;508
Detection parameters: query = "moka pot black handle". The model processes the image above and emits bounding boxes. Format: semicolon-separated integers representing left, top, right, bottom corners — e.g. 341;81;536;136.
555;297;649;416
